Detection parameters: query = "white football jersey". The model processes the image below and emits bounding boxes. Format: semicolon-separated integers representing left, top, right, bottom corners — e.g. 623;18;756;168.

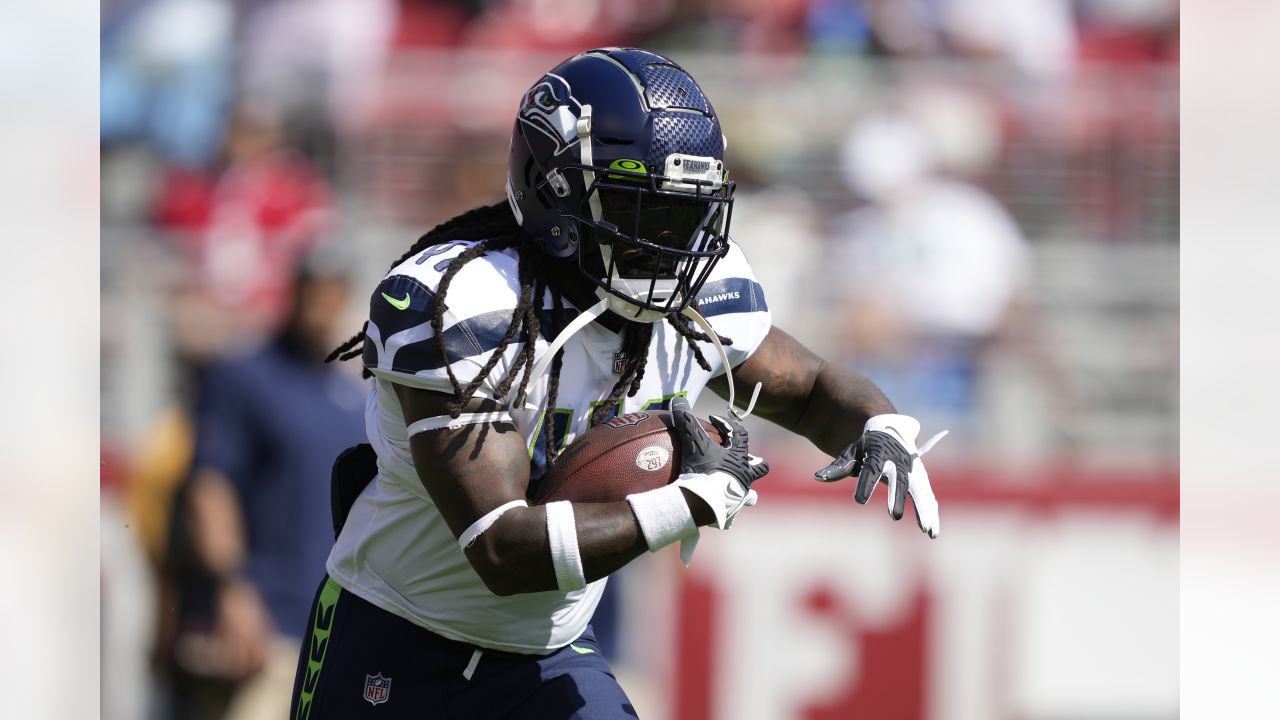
326;237;771;654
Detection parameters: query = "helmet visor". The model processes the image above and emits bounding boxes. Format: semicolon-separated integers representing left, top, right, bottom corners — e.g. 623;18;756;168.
595;187;726;279
560;162;734;318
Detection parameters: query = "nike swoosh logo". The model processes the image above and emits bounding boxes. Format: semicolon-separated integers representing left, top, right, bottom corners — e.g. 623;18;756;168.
381;292;411;310
568;644;595;655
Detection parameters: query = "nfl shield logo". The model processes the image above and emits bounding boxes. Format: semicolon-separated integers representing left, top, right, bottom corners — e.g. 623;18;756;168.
363;673;391;706
612;352;628;375
604;412;650;430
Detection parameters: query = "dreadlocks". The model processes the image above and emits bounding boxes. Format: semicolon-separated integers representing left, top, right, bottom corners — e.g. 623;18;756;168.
327;201;733;465
325;203;524;371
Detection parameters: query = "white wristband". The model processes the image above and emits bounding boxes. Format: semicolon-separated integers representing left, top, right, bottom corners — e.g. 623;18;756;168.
627;484;698;554
864;414;921;448
545;501;586;592
458;499;527;551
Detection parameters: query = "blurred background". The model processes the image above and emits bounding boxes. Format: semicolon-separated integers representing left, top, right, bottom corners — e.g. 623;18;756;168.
99;1;1178;718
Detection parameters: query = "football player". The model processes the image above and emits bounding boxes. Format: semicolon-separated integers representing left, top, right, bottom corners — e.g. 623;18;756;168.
291;48;944;719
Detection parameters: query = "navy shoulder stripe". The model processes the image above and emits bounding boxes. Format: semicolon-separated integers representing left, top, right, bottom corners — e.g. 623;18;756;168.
373;293;578;371
393;309;513;372
380;305;578;373
695;278;768;318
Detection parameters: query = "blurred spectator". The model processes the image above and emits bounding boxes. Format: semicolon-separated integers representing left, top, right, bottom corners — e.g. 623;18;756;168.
237;0;398;132
102;466;158;720
827;111;1030;437
936;0;1076;79
153;102;335;340
101;0;236;166
166;252;366;720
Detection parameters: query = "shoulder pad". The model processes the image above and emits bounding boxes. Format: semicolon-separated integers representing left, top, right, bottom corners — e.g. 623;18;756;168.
695;239;769;318
362;241;524;381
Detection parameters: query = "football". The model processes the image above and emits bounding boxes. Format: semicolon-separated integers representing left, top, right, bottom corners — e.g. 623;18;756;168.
531;410;722;505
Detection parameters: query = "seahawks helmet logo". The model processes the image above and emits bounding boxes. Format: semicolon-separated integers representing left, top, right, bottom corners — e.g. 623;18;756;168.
518;74;582;156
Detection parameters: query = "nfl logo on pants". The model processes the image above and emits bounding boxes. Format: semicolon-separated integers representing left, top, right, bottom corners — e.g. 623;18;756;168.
364;673;392;706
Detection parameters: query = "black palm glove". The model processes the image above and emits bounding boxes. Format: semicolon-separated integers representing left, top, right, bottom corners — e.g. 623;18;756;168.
669;396;769;530
815;414;946;538
671;396;769;487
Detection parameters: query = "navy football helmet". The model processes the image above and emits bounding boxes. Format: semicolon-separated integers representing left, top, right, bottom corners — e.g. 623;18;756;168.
507;48;734;323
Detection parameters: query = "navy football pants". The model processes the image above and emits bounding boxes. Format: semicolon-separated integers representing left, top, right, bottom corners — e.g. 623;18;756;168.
290;576;638;719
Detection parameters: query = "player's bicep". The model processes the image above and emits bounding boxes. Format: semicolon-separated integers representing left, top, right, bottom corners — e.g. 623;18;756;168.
393;383;531;542
707;325;823;431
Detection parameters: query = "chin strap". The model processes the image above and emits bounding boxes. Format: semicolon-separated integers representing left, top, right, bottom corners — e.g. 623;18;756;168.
577;104;602;223
505;298;610;411
503;299;761;422
680;306;762;421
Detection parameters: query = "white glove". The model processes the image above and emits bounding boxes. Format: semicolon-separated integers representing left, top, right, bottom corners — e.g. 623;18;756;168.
814;414;946;539
668;397;769;562
669;396;769;527
673;466;762;531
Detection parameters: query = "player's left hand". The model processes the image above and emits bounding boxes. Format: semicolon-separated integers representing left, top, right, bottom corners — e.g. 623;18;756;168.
814;414;947;538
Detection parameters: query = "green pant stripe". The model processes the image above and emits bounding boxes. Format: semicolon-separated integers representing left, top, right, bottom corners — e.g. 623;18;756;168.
296;578;343;720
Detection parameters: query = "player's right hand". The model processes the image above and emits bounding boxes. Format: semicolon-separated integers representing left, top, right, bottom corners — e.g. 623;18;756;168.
669;396;768;529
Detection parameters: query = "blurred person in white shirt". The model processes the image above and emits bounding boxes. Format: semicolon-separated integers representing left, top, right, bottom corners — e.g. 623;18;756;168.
937;0;1076;80
827;110;1030;439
